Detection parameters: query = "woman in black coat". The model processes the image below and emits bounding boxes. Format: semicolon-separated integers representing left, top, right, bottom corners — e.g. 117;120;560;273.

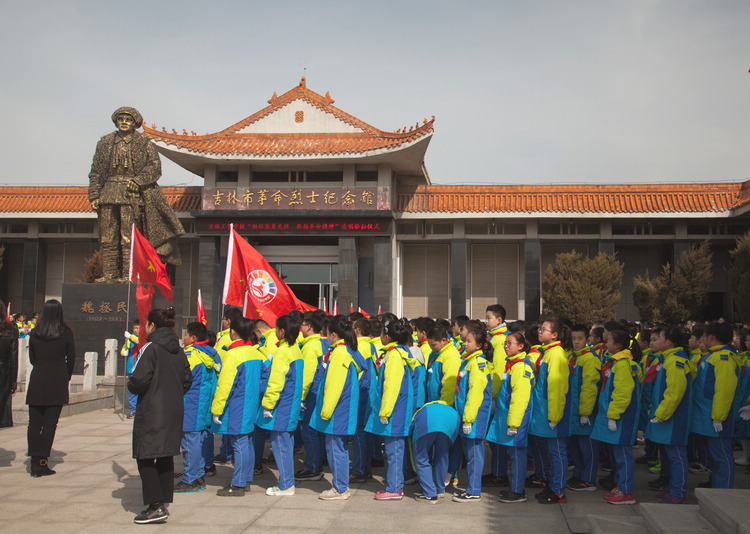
26;299;75;477
0;299;18;428
128;307;191;525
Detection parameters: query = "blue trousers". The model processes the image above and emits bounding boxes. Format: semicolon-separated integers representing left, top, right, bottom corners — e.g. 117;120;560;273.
227;433;253;488
202;431;215;467
661;444;688;498
413;433;450;498
181;430;206;483
529;435;550;481
325;434;350;493
508;446;527;494
489;442;508;477
688;433;709;465
220;434;233;461
706;436;734;488
253;428;267;467
447;438;463;474
270;430;295;490
298;421;324;472
352;426;373;475
461;436;484;496
373;435;385;461
383;436;406;492
569;434;599;484
611;444;634;494
544;437;568;494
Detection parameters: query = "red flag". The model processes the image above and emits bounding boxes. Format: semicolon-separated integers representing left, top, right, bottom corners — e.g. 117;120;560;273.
332;301;338;316
377;304;382;315
358;307;371;319
129;225;172;300
350;303;354;313
322;298;327;313
136;278;154;353
197;289;207;326
222;227;311;326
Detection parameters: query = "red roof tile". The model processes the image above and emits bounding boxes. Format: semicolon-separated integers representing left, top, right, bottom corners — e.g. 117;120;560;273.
142;78;434;158
0;186;201;214
396;183;745;214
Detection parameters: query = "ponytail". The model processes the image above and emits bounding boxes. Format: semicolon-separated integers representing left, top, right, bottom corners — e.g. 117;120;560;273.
275;314;300;345
329;317;358;351
467;324;494;362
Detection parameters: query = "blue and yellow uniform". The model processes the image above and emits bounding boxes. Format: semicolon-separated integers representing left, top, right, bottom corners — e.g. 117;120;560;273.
488;325;508;399
352;335;377;477
297;333;329;474
645;347;695;499
425;343;461;405
409;401;460;498
310;341;367;493
591;348;643;496
258;338;304;491
364;342;420;493
690;344;741;488
486;353;534;495
455;349;492;496
258;329;280;358
210;339;265;489
452;334;465;356
121;333;139;414
567;345;601;487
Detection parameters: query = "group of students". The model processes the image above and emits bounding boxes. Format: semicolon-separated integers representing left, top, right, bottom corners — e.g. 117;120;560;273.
166;304;750;505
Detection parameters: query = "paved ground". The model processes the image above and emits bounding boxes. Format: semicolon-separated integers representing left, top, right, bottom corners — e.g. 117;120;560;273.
1;409;748;533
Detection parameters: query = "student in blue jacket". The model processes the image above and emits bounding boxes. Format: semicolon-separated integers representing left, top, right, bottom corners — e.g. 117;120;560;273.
175;322;218;494
258;314;304;496
210;317;266;497
310;318;367;500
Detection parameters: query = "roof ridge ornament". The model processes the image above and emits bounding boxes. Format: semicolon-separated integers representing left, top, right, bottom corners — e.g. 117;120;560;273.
323;91;334;107
268;92;279;106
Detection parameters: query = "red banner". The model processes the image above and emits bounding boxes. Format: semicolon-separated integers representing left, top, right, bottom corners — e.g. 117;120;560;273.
222;226;316;326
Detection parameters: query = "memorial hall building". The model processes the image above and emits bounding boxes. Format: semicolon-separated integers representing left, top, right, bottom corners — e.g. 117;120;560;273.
1;78;749;327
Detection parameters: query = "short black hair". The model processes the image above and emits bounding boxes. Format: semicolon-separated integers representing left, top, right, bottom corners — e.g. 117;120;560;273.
485;304;506;321
186;321;208;342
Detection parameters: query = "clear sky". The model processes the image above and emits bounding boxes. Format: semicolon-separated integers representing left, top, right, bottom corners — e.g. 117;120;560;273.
1;0;748;187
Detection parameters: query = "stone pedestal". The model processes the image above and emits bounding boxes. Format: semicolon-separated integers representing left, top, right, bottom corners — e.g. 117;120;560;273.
62;283;183;375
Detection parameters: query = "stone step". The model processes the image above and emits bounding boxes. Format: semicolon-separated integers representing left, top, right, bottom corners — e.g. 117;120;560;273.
640;503;719;534
695;488;750;534
588;514;647;534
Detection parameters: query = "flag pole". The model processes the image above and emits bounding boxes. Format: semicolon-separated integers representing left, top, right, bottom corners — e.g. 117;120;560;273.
118;224;136;416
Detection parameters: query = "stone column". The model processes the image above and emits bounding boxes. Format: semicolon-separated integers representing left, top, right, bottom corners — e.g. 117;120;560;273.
103;339;117;378
83;352;98;391
450;238;467;318
198;236;221;330
338;237;358;310
21;238;46;314
373;236;392;313
524;238;542;322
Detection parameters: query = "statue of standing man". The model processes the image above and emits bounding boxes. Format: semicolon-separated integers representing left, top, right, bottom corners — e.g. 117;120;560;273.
88;107;183;282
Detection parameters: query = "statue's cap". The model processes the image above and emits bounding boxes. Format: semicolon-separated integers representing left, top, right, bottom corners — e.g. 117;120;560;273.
111;106;143;128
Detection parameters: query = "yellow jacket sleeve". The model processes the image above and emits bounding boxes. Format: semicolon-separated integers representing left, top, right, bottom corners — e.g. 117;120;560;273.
262;345;291;410
507;362;533;429
490;334;507;399
579;354;601;417
301;336;323;401
653;358;688;422
607;359;636;419
439;347;461;406
380;350;406;419
320;348;350;420
711;356;738;423
462;359;489;424
547;348;570;424
212;352;237;416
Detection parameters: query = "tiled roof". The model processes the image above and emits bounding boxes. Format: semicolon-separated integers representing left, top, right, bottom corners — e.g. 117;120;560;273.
0;186;201;213
141;77;434;158
397;183;747;214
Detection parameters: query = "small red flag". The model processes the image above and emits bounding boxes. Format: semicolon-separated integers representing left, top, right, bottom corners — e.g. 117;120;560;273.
332;301;338;316
358;307;371;319
350;303;355;313
129;225;172;300
377;304;382;315
135;279;155;353
197;289;207;326
322;298;327;313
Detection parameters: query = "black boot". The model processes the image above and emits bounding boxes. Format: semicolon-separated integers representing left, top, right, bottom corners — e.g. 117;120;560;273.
30;456;42;477
39;458;56;476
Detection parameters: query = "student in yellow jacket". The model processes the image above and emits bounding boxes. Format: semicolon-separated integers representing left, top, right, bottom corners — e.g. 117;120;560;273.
484;304;509;487
254;320;279;358
257;315;304;496
212;306;243;465
414;317;435;363
352;317;377;481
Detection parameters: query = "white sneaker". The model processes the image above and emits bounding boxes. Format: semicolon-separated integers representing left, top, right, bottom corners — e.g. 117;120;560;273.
266;485;295;496
319;488;351;500
735;456;750;466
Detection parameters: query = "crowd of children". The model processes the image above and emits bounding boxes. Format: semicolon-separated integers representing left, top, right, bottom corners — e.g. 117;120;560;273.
149;304;750;506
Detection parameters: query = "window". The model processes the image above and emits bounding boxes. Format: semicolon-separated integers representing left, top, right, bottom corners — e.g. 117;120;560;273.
253;171;288;182
356;170;378;182
306;171;343;183
217;171;238;183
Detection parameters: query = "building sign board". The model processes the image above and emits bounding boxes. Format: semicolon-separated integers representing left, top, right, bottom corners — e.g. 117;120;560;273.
202;186;389;211
196;217;392;235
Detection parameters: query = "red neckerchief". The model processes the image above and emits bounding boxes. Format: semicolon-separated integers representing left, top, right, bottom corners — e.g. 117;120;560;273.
592;343;606;359
227;339;254;350
643;360;660;383
193;339;210;346
488;329;508;340
505;357;525;373
536;342;561;376
456;351;481;395
377;345;399;370
600;360;615;391
324;340;345;365
418;338;428;346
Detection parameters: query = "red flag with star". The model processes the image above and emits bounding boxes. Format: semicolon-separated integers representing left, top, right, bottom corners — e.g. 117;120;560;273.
222;226;315;326
128;225;173;300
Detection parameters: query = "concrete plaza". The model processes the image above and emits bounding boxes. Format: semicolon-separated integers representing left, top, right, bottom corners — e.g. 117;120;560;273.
0;408;748;533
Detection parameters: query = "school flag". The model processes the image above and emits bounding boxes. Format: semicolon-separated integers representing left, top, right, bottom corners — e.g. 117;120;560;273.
197;289;207;326
222;226;315;325
128;224;173;351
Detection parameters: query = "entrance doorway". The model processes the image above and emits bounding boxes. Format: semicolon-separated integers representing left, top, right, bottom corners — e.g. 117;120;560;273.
270;263;338;310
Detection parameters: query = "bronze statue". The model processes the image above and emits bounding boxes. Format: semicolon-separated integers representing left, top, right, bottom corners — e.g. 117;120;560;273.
88;107;183;282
